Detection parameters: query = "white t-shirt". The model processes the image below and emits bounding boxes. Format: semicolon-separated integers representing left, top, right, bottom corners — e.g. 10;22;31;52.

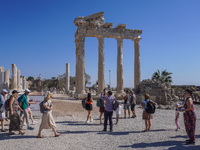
0;94;6;112
116;105;122;115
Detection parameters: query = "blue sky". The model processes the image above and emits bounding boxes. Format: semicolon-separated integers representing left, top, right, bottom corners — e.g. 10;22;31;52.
0;0;200;87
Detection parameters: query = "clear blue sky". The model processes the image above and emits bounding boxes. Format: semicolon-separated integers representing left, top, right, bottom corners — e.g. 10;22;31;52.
0;0;200;87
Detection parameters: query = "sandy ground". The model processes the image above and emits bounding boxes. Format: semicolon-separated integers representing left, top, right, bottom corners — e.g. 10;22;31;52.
0;94;200;150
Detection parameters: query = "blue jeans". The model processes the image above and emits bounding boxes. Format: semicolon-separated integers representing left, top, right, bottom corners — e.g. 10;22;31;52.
104;110;113;130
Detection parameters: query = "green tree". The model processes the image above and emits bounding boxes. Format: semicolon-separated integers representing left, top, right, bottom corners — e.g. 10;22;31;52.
152;69;172;83
27;76;35;81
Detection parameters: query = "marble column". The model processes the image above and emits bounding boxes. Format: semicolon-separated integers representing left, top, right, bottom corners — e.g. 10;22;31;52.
97;36;105;94
116;37;124;94
0;71;4;84
75;34;85;94
23;76;26;90
66;63;70;93
133;38;141;88
11;64;17;90
17;70;20;90
4;70;9;86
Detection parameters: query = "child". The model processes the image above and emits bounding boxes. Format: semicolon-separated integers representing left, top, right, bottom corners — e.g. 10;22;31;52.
116;103;122;124
175;103;180;131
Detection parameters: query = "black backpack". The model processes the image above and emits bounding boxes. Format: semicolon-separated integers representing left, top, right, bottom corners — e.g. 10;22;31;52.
82;98;86;108
146;100;156;114
4;98;10;111
39;101;49;113
113;98;119;111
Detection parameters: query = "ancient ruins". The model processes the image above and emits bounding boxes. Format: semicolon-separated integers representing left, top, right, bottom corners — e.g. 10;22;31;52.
74;12;142;98
0;64;28;92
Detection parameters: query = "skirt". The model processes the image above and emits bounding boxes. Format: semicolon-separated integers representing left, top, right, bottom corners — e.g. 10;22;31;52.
86;104;92;110
143;111;153;120
99;107;105;113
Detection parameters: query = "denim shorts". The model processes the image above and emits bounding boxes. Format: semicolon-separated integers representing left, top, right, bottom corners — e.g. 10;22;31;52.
123;103;130;110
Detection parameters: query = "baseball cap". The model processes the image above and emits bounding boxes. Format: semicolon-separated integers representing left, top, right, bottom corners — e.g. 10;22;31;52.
25;89;31;93
1;89;8;93
12;90;20;94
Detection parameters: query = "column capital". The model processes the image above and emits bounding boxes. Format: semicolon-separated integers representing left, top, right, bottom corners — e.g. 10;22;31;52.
132;37;142;42
97;35;104;40
115;36;123;40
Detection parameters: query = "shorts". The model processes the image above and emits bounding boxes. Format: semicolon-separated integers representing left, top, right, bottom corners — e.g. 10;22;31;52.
142;111;153;120
131;104;135;111
27;106;30;112
86;104;92;110
99;107;105;113
0;112;5;120
123;103;130;110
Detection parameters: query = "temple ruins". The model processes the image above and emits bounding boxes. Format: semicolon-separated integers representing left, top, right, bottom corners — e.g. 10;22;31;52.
74;12;142;98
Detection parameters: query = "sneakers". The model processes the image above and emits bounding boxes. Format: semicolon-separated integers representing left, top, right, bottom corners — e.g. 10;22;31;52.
27;127;34;130
32;121;37;125
90;119;93;122
85;120;90;124
23;123;27;126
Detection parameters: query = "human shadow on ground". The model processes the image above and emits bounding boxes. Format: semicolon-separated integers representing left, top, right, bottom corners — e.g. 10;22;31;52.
170;134;200;139
56;121;100;126
0;133;36;141
119;140;199;149
57;130;97;134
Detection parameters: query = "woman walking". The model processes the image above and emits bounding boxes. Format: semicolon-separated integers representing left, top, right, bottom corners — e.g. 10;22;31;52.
37;92;61;138
9;90;25;135
180;89;196;144
141;93;157;132
85;93;93;123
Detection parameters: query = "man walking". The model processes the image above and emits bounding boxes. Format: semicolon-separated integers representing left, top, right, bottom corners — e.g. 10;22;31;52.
19;89;34;130
101;90;115;132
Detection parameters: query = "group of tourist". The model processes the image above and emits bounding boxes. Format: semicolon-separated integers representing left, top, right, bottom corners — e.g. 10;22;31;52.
0;89;60;138
0;88;197;144
83;89;196;145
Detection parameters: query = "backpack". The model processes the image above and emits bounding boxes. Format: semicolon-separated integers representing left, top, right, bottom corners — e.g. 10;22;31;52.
82;98;86;108
113;98;119;111
145;100;156;114
0;96;3;109
18;95;23;103
4;98;10;111
96;99;101;107
39;100;49;113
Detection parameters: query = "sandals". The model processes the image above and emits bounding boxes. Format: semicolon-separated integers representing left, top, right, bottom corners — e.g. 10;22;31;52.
142;130;148;132
8;132;15;135
55;133;61;137
37;135;44;138
19;132;25;135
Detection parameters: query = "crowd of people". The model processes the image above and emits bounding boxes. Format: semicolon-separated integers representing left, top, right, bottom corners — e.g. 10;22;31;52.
82;89;197;145
0;88;197;145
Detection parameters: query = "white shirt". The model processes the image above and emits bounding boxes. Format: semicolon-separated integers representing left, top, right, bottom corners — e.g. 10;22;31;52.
0;94;6;111
116;105;122;115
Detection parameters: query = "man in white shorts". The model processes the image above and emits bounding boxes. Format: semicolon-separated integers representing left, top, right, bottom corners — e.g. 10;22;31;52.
0;89;8;132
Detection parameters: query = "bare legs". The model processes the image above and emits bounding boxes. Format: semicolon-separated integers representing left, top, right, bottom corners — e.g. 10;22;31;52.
37;127;61;138
86;110;92;122
144;119;151;132
124;110;130;118
1;118;5;131
100;112;104;124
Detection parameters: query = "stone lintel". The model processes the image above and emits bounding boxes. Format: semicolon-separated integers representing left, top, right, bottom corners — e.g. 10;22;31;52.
103;23;113;28
84;11;104;21
115;24;127;29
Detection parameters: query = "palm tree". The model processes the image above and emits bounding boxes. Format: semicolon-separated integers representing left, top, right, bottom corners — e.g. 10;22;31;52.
152;69;172;84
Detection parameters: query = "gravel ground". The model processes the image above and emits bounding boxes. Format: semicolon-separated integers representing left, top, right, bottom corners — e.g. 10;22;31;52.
0;95;200;150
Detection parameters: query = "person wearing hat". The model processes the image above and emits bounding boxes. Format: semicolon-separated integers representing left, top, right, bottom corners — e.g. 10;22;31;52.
9;90;25;135
19;89;35;130
0;89;8;132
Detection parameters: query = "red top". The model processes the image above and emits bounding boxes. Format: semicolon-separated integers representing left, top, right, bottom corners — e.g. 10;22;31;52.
86;98;93;104
184;97;194;111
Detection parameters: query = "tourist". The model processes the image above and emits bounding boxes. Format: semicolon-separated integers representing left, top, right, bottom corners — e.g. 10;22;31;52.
115;103;122;124
101;90;115;132
99;89;106;124
19;89;35;130
9;90;25;135
141;93;157;132
121;90;131;118
179;89;196;144
130;90;137;118
175;103;180;131
37;92;61;138
85;93;93;123
0;89;8;132
22;97;37;126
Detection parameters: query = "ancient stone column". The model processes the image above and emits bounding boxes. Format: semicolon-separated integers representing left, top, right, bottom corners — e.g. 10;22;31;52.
75;34;85;95
0;71;4;84
23;76;26;90
20;77;23;90
0;67;3;72
4;70;9;86
11;64;17;90
133;38;141;88
97;36;105;94
116;37;124;94
17;70;20;90
66;63;70;93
